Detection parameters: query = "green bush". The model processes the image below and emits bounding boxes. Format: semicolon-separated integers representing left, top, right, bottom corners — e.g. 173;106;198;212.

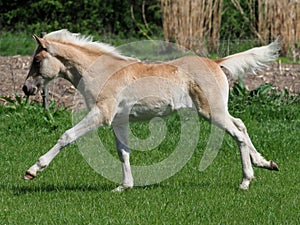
229;78;300;121
0;0;162;39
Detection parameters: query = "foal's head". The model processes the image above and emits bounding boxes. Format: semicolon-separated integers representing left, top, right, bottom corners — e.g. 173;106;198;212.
23;35;65;96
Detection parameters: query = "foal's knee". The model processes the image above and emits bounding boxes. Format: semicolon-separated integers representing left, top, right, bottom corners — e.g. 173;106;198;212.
232;117;247;133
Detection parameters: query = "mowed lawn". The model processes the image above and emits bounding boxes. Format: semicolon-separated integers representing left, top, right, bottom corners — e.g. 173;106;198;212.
0;95;299;224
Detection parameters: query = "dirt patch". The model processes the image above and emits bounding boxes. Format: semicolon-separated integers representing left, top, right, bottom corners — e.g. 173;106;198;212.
0;56;76;108
0;55;299;108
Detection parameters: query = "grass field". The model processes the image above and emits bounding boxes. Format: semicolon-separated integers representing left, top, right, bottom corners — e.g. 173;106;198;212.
0;88;299;224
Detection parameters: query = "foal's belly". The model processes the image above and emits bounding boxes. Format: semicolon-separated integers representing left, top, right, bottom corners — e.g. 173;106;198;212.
114;94;193;123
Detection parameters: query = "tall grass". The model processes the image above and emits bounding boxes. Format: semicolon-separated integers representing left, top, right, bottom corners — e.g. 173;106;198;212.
161;0;300;59
231;0;300;59
161;0;223;54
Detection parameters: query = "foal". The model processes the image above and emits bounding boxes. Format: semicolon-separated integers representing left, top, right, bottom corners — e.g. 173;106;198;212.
23;30;279;191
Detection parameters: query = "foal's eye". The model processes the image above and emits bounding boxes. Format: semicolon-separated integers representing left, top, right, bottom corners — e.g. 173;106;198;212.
34;54;44;63
34;57;42;64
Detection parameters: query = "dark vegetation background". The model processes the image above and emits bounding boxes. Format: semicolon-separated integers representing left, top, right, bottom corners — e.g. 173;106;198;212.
0;0;162;39
0;0;258;40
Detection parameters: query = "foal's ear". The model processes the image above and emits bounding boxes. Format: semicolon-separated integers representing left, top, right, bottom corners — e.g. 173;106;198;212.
33;34;47;50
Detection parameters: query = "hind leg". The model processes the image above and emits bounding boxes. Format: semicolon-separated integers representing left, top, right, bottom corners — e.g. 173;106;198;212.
189;82;277;189
199;110;254;189
231;117;278;171
191;94;254;189
216;115;255;189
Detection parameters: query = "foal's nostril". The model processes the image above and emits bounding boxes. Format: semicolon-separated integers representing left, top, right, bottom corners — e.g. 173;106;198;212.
32;86;38;95
22;85;37;96
22;85;29;95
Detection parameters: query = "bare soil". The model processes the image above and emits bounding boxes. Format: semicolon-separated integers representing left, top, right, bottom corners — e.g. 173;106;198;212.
0;55;299;108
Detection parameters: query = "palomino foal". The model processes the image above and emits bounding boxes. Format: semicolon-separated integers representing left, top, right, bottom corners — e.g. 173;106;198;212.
23;30;279;191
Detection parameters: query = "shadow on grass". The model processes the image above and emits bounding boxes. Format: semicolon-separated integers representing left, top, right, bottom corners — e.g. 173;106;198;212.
2;171;241;195
7;180;218;195
131;180;218;191
9;182;116;195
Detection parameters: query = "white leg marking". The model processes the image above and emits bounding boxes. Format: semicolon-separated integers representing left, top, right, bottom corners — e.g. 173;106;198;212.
120;149;134;188
112;149;134;192
238;143;254;190
112;124;134;192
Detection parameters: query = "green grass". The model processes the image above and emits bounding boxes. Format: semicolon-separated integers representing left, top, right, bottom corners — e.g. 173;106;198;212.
0;32;36;56
1;31;300;65
0;93;299;224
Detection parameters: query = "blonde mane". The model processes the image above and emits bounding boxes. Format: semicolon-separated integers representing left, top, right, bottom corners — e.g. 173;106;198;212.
44;29;129;60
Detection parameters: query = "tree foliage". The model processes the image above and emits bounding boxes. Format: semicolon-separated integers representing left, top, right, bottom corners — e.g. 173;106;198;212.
0;0;162;38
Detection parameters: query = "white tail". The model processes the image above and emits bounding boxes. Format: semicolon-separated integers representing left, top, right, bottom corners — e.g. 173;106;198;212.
216;38;280;78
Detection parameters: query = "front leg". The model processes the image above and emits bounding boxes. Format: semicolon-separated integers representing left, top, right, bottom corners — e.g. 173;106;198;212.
112;124;134;192
24;107;103;180
42;87;49;110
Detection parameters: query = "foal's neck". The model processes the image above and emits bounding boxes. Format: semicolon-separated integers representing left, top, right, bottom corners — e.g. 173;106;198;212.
52;40;101;65
50;40;103;86
49;40;134;89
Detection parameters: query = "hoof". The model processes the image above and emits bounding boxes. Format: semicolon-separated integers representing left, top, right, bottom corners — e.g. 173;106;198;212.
239;184;249;190
269;161;279;171
112;185;132;193
23;171;36;180
239;178;253;190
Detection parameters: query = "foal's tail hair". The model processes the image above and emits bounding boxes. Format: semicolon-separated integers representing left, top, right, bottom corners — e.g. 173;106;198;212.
215;37;280;79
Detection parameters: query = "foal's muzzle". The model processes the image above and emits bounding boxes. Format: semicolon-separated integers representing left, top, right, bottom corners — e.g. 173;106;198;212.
22;83;38;96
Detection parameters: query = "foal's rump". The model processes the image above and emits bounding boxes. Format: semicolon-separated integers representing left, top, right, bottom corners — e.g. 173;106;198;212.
165;37;280;120
169;56;230;118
